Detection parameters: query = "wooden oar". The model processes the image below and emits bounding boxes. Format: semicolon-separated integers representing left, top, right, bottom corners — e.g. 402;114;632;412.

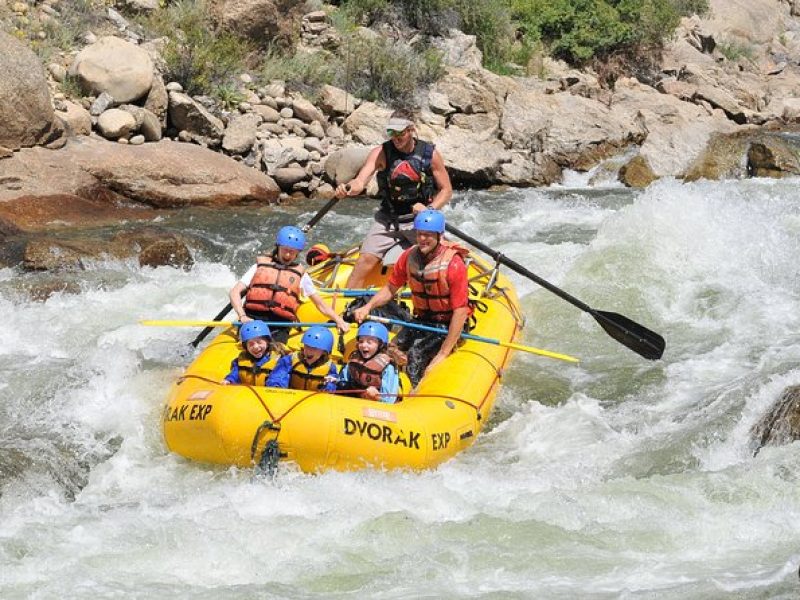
189;197;342;348
143;320;338;328
444;223;665;361
367;316;579;363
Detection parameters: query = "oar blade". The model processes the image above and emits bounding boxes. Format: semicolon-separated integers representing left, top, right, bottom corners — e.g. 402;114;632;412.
592;310;665;360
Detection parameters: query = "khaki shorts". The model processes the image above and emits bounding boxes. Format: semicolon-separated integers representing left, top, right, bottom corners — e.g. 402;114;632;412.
360;212;416;261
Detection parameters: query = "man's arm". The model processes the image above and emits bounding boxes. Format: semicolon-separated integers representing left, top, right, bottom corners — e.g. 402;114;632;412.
352;282;400;323
428;149;452;210
335;145;386;197
229;281;250;323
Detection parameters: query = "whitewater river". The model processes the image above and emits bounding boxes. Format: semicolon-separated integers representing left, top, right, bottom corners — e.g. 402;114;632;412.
1;176;799;598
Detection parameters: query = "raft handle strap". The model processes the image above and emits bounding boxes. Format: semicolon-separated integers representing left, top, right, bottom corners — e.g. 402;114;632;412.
250;419;281;463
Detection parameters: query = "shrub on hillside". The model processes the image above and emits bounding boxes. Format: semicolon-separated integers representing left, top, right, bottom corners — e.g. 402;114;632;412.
336;34;444;105
140;0;253;100
259;48;335;97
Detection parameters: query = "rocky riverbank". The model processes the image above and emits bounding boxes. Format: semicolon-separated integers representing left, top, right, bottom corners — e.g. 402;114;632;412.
3;0;800;273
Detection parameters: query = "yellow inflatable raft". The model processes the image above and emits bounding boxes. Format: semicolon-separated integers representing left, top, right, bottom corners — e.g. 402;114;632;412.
162;246;524;473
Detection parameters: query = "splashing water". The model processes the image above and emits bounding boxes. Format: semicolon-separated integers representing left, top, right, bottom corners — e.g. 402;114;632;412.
2;177;800;598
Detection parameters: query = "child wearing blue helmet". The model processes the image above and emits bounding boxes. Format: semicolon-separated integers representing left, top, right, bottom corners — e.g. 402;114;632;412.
338;321;400;403
228;225;349;344
266;325;338;392
222;320;277;386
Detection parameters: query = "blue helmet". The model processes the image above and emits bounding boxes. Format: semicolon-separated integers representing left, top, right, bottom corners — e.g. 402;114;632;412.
357;321;388;345
240;320;271;343
302;325;334;353
276;225;306;250
413;209;445;233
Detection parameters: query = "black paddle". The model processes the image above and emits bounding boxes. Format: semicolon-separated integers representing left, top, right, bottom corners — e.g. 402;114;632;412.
444;223;665;360
189;196;342;348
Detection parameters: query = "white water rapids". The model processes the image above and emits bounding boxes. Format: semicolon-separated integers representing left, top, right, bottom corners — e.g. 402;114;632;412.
1;176;800;598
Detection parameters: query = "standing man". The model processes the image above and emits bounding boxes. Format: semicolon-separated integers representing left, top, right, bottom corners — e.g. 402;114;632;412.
335;108;453;289
352;209;470;386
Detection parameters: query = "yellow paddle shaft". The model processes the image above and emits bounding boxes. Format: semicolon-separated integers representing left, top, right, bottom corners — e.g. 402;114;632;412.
497;340;579;363
141;320;234;327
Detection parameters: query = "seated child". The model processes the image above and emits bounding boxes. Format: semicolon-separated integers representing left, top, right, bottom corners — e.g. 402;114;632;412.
222;320;276;385
338;322;400;403
266;325;338;392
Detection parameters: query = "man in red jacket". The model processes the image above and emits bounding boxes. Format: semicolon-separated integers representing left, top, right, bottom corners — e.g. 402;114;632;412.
353;209;470;386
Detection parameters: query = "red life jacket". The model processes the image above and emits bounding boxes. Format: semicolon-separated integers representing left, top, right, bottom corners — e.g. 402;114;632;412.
346;350;392;390
244;256;305;321
407;241;470;323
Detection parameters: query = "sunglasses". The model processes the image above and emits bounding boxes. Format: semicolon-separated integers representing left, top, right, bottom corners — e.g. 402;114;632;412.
386;128;410;138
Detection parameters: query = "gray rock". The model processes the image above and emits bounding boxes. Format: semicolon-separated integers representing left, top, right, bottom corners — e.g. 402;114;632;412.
273;166;308;191
70;36;154;104
222;113;260;154
90;92;115;116
0;30;64;151
97;108;137;139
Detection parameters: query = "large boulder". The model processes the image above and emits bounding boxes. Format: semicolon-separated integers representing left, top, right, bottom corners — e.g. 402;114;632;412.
0;137;280;209
168;91;224;145
611;77;740;179
0;30;64;150
684;130;800;181
342;103;392;145
500;84;643;181
69;37;154;104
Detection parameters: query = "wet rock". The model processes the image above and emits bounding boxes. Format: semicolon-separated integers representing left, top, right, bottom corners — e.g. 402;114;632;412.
685;130;800;181
618;155;658;188
747;139;800;177
751;385;800;454
137;238;194;269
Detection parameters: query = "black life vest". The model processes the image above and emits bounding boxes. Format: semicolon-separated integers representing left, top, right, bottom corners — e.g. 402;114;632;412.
377;139;436;219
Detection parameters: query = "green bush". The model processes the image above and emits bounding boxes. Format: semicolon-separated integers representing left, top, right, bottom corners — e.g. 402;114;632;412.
335;34;444;105
259;48;336;96
717;38;756;62
670;0;709;17
141;0;253;98
449;0;515;71
511;0;684;69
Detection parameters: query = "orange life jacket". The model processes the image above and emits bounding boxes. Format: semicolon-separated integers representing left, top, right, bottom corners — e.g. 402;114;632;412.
244;256;305;321
407;241;469;323
346;350;392;390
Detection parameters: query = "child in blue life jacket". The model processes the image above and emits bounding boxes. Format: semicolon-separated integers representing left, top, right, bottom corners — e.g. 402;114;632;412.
266;325;338;392
338;322;400;403
222;320;277;386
